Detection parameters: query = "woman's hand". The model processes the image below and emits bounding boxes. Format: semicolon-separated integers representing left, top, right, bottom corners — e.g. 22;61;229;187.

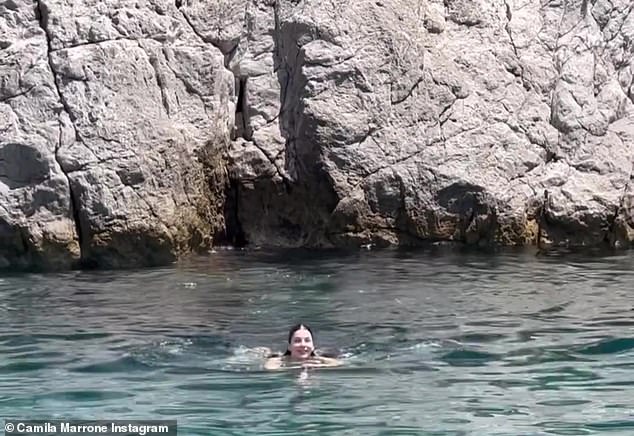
264;357;282;370
301;356;343;368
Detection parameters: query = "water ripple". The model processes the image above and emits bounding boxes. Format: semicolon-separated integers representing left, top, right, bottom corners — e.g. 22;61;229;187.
1;249;634;434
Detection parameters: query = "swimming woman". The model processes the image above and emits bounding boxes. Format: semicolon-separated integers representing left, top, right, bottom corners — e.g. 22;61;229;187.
264;324;342;370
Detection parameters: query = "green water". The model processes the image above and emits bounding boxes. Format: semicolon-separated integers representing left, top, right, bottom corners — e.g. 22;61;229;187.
1;248;634;435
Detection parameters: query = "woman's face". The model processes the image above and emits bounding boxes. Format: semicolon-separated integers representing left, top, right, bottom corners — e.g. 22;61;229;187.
288;327;314;359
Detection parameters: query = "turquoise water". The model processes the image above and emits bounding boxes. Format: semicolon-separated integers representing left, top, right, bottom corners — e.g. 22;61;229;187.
1;248;634;435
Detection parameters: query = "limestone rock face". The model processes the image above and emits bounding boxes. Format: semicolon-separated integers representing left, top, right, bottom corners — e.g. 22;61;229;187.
1;0;79;269
1;0;234;269
1;0;633;270
225;0;634;249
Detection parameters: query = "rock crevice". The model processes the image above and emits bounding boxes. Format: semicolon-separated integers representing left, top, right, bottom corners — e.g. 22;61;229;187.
35;0;84;262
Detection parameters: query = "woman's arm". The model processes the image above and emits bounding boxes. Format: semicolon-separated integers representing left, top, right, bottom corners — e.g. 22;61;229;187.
317;356;343;367
264;357;283;370
301;356;343;368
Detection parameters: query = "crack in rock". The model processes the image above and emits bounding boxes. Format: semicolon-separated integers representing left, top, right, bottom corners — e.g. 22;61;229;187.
504;0;530;90
0;85;38;102
35;0;84;261
50;37;150;52
174;1;233;68
251;137;293;186
138;41;171;118
391;75;425;105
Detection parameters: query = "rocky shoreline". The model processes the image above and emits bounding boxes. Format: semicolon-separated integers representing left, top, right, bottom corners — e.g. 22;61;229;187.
1;0;633;270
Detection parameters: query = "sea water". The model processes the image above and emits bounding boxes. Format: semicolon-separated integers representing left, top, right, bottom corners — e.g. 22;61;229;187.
1;248;634;435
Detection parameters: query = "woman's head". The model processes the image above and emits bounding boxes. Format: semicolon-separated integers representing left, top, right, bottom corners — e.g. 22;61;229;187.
285;324;315;359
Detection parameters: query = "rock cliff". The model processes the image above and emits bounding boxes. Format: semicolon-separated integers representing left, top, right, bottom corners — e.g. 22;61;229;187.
1;0;233;269
1;0;633;269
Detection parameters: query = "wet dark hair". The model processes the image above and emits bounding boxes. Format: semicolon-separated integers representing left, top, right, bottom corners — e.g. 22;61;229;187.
283;323;316;357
